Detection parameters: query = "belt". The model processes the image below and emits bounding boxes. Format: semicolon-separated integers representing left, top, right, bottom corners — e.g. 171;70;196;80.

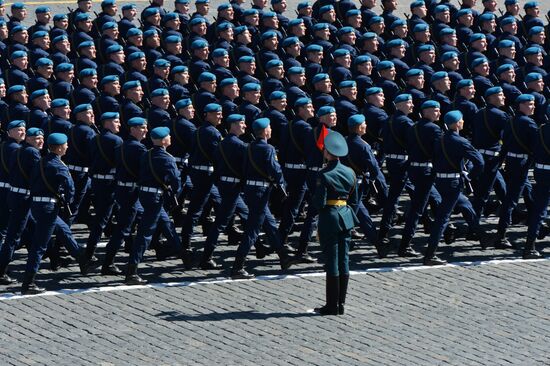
535;163;550;170
326;199;347;206
10;187;30;195
67;164;89;172
32;196;57;203
410;162;433;167
118;181;137;188
436;173;461;179
307;166;322;172
386;154;408;160
92;174;115;180
478;149;500;157
507;152;529;159
0;182;11;189
174;157;189;164
284;163;306;170
140;186;163;194
192;164;214;172
220;176;240;183
246;180;270;187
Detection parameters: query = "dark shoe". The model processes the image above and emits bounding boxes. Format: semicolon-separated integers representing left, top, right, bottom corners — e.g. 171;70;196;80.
231;268;255;279
279;255;298;270
423;256;447;266
443;226;456;244
101;264;123;276
227;228;243;246
295;252;316;263
494;237;513;249
255;243;270;259
512;209;528;225
338;275;348;315
200;258;222;270
421;215;434;234
351;229;364;240
0;274;17;285
180;248;194;270
398;247;420;257
21;272;44;295
465;230;480;241
374;237;389;259
522;250;543;259
314;304;339;315
123;235;133;253
315;275;339;316
537;223;550;240
125;264;147;285
338;304;345;315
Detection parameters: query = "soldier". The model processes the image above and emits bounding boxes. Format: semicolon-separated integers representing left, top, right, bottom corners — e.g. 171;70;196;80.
169;65;191;102
6;85;30;125
334;80;359;134
74;41;98;73
230;118;296;279
94;75;120;116
311;73;334;110
262;91;288;148
123;52;148;86
73;68;99;106
218;78;240;119
51;63;75;100
42;98;72;138
120;81;145;129
312;131;358;316
424;111;484;265
147;88;171;130
118;4;137;40
238;82;262;128
28;89;51;130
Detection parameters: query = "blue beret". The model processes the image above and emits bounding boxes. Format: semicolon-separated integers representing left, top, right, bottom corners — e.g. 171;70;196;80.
417;44;435;53
516;94;535;103
266;59;283;69
269;91;287;101
312;73;330;84
219;78;238;87
47;133;68;145
306;44;323;53
339;80;356;89
504;0;518;4
122;80;141;91
227;114;245;124
386;39;405;48
150;127;170;139
394;94;412;103
431;71;448;83
354;55;372;65
498;39;514;48
127;28;143;37
479;13;495;22
106;45;123;54
456;79;474;89
406;68;423;77
102;22;118;31
529;26;544;36
7;85;25;95
196;0;210;3
444;110;463;126
26;128;44;137
128;51;146;61
524;46;542;56
30;30;48;40
100;75;119;86
333;49;350;58
10;25;27;34
35;58;53;67
11;2;26;9
337;26;355;36
74;13;91;22
211;48;228;58
484;86;503;98
164;35;182;44
365;87;383;96
313;23;329;31
54;14;68;21
122;4;137;10
471;57;488;69
317;106;335;117
7;120;25;130
234;26;248;35
368;16;384;25
143;29;158;38
421;100;440;110
29;89;48;101
252;118;270;130
525;72;543;83
496;64;514;75
261;31;278;41
282;37;300;47
456;8;473;17
128;117;147;127
191;39;208;49
390;19;406;29
297;1;311;10
151;88;169;97
500;16;516;26
410;0;425;9
204;103;222;112
346;9;361;17
434;4;449;13
10;51;26;60
217;22;233;32
175;99;192;109
171;65;188;74
348;114;365;127
413;23;429;32
376;60;394;71
162;12;179;22
100;112;119;122
288;66;305;75
524;1;539;9
73;104;93;114
79;68;97;78
262;11;277;18
294;97;312;108
142;8;160;18
217;3;231;11
440;28;456;36
154;59;171;68
441;51;458;62
289;19;305;29
77;41;95;50
319;5;334;14
243;9;259;16
242;83;261;92
469;33;486;43
198;72;216;83
51;99;70;108
101;0;116;7
238;56;254;63
55;63;74;72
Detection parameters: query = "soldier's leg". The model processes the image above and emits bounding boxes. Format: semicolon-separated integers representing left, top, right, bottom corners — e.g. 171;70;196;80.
337;230;350;315
0;194;31;280
180;172;214;247
472;155;501;217
68;172;90;225
401;173;434;253
496;162;529;244
85;181;116;259
278;170;307;243
315;229;339;316
378;161;408;241
524;180;550;258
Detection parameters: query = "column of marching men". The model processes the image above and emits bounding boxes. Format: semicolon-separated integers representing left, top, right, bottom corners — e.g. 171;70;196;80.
0;0;548;295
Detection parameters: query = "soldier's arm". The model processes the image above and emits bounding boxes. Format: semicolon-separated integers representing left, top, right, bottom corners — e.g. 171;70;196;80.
312;174;327;211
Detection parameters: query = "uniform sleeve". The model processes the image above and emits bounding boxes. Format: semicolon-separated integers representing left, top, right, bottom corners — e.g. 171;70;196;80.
463;140;484;178
312;174;327;211
266;146;285;186
58;166;76;203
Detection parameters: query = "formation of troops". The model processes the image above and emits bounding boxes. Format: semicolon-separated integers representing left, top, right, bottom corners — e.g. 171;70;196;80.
0;0;547;301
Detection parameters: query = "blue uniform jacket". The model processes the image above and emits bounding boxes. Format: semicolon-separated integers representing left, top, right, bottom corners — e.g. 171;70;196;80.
280;117;312;164
30;153;75;202
190;122;222;166
434;130;484;177
214;133;247;179
89;130;123;175
9;142;41;189
115;137;147;183
138;146;181;193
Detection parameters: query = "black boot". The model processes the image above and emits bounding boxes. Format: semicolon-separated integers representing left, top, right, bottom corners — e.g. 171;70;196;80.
123;235;133;253
101;253;123;275
338;275;349;315
231;256;254;279
443;225;456;244
277;250;298;270
21;272;44;295
374;229;389;259
199;247;222;270
0;266;17;285
421;214;434;234
254;240;273;259
227;226;243;246
397;236;419;257
295;240;316;263
180;248;194;270
314;275;339;316
537;222;550;240
522;238;543;259
125;264;147;285
494;228;512;249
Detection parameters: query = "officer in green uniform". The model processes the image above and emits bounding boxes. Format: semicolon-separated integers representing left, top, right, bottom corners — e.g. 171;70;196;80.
312;131;358;316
